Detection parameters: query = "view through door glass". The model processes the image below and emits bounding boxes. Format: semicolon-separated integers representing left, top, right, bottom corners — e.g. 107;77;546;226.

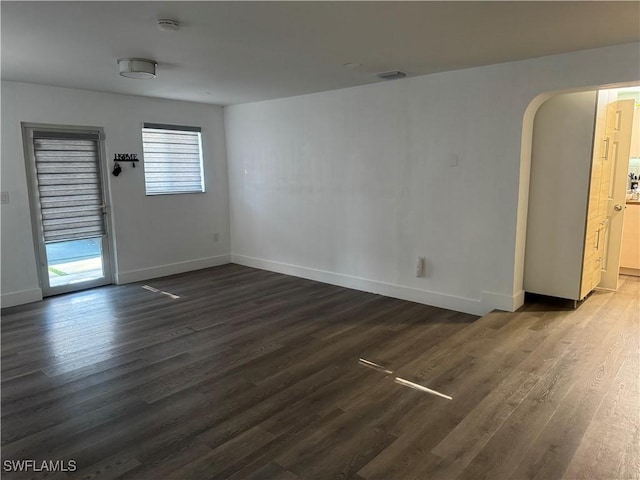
45;238;104;287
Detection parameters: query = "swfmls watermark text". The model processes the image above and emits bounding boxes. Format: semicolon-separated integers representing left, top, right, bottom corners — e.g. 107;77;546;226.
3;459;77;473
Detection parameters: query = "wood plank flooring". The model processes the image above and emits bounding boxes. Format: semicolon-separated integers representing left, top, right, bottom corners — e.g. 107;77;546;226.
1;265;638;479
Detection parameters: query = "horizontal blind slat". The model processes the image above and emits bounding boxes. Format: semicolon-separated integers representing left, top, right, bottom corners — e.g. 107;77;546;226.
41;206;103;220
38;186;101;195
45;228;104;242
143;124;201;133
33;131;99;141
36;165;98;174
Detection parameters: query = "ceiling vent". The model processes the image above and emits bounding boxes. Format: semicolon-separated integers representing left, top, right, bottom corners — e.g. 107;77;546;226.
157;19;179;32
376;70;407;80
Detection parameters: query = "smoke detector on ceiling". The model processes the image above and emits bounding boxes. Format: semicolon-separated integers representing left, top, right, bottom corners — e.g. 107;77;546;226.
376;70;407;80
157;19;179;32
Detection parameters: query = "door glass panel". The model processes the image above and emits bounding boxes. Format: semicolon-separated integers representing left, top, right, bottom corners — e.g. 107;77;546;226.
45;238;104;287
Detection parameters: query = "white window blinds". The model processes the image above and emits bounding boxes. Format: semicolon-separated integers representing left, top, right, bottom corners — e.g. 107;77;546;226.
32;131;106;243
142;123;205;195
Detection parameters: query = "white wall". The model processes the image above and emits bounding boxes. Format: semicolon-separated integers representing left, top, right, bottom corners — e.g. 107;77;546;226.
524;91;597;300
1;81;230;307
225;43;640;315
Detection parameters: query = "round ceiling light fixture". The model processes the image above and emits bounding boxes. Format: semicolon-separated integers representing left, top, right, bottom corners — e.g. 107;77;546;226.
117;58;157;79
157;19;179;32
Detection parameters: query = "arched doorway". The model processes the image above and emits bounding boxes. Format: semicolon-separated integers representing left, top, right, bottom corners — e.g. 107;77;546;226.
514;85;640;300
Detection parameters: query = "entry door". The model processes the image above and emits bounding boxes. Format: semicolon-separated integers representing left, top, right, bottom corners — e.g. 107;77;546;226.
599;99;635;290
23;126;113;296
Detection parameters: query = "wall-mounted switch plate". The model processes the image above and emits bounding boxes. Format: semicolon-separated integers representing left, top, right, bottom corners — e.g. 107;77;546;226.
1;192;9;204
448;154;459;167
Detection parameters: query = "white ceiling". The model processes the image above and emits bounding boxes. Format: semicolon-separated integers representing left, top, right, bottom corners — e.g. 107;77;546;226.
2;1;639;106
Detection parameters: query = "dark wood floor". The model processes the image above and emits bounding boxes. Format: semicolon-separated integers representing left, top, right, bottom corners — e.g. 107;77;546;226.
1;265;638;480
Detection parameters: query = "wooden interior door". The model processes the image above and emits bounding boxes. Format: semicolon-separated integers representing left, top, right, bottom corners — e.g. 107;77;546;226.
581;91;611;298
599;98;635;289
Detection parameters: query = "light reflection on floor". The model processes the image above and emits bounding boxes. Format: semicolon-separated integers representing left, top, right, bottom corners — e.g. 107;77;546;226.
44;290;117;377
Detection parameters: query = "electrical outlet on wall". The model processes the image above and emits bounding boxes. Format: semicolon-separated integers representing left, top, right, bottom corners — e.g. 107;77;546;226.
416;256;426;277
1;192;9;204
213;233;219;242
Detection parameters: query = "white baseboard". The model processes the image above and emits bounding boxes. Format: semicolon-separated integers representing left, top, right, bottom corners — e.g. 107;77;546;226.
620;267;640;277
231;254;505;316
1;288;43;309
116;254;231;284
0;255;521;316
481;289;525;312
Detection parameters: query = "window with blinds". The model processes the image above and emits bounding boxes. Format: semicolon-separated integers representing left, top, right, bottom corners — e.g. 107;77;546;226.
141;123;205;195
32;131;106;243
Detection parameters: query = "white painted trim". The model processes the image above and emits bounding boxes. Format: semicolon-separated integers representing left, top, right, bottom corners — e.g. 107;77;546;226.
116;254;231;284
231;254;494;316
1;288;43;308
513;289;526;310
481;289;525;312
620;267;640;277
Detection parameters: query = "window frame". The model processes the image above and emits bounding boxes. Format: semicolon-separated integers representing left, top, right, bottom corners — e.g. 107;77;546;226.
141;122;206;196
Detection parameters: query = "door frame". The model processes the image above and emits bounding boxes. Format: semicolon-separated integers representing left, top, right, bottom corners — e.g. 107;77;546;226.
21;122;116;296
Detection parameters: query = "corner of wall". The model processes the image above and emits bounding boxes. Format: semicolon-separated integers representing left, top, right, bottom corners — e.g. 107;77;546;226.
481;289;525;313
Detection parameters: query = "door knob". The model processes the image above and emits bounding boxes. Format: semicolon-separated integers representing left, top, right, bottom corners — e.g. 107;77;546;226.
614;204;624;211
